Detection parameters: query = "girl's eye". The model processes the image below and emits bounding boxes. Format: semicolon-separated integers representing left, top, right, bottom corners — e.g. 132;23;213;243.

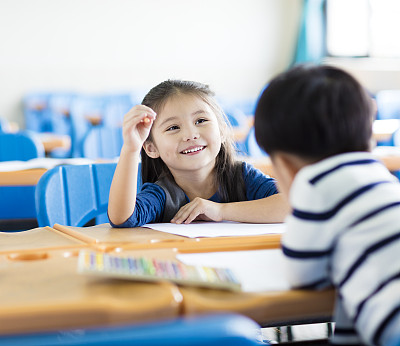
195;118;208;125
166;125;179;131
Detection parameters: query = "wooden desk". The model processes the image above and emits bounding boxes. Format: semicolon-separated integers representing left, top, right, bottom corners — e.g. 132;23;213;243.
0;168;47;186
38;133;71;154
85;114;103;126
180;286;334;327
52;223;282;253
0;224;334;334
0;246;181;335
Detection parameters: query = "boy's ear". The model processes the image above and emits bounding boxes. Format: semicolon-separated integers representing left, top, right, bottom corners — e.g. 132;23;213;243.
143;141;160;159
274;153;301;179
271;152;304;196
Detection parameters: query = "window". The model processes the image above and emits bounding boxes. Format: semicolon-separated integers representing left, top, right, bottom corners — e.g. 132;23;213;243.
326;0;400;58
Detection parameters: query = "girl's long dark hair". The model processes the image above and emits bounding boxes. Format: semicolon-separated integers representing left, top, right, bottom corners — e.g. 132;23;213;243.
140;80;246;202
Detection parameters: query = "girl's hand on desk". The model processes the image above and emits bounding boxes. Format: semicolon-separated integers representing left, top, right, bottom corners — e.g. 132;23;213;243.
171;198;223;224
122;105;157;153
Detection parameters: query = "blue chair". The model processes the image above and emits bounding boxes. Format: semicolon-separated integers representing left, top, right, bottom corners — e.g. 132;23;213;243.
23;92;52;133
81;126;123;159
375;90;400;146
244;127;268;159
69;95;107;157
0;132;45;229
35;162;141;227
36;163;114;227
375;90;400;120
46;92;77;158
0;131;45;162
102;93;135;128
0;118;11;132
0;313;264;346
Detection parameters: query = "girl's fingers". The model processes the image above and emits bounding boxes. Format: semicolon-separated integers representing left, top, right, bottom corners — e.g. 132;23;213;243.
183;211;199;224
172;202;200;224
124;110;156;126
127;104;157;117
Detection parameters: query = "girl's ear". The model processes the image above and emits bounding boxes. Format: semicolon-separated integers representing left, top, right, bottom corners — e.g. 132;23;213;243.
143;141;160;158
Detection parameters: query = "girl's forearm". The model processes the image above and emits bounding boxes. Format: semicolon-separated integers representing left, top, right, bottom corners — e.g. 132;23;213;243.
220;194;290;223
108;146;141;225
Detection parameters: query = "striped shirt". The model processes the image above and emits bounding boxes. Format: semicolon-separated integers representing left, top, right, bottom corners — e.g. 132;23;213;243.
282;152;400;345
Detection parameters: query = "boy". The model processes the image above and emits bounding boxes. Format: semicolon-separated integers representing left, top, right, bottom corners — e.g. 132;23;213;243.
254;65;400;345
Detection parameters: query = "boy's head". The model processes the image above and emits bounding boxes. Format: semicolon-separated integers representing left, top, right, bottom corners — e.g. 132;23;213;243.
254;64;374;196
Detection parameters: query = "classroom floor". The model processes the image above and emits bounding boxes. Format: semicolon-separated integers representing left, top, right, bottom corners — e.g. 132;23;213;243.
261;323;333;345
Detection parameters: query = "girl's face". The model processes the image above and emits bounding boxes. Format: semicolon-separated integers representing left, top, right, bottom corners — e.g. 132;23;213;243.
143;93;222;176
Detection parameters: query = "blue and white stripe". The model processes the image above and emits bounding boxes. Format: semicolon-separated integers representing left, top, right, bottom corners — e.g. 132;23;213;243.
282;152;400;345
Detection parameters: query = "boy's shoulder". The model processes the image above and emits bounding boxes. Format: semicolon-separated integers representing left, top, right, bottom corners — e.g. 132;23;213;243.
294;152;383;186
289;151;396;210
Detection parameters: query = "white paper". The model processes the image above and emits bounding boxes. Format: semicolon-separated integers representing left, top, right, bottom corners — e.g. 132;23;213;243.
0;157;96;172
372;119;400;135
372;145;400;157
177;249;290;292
144;221;286;238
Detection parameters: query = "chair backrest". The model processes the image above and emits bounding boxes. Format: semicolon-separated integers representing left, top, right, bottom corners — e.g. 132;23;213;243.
0;131;45;162
81;126;123;159
69;95;107;157
244;127;268;159
47;93;76;135
35;163;116;227
0;118;10;132
376;89;400;120
0;313;263;346
102;93;134;127
23;92;52;132
35;162;142;227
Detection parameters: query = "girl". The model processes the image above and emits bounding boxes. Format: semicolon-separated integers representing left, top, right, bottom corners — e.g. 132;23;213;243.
108;80;288;227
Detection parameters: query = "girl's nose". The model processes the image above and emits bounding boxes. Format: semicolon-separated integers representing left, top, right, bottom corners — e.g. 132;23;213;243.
183;126;199;141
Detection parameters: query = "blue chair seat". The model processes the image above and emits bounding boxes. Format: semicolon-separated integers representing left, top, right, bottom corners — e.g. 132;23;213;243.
0;313;264;346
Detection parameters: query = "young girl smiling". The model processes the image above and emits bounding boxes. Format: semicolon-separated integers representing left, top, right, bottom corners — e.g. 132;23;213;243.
108;80;288;227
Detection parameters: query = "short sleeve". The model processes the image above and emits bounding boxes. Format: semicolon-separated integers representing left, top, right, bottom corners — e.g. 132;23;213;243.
242;161;278;200
109;183;166;228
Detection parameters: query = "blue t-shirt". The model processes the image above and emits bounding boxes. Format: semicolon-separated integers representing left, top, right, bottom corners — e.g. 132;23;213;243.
110;161;278;228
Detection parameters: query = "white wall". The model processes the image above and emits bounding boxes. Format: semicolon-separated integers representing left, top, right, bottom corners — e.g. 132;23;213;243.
324;57;400;94
0;0;302;127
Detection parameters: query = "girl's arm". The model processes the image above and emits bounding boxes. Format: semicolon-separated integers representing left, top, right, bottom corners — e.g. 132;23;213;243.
220;193;290;223
171;193;290;224
108;105;156;225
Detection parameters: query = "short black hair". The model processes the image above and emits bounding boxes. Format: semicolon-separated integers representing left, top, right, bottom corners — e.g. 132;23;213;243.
254;64;374;161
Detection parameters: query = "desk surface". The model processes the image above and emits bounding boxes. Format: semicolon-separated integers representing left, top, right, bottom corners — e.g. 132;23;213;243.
52;223;282;253
0;247;181;334
0;224;334;334
38;133;71;154
0;168;47;186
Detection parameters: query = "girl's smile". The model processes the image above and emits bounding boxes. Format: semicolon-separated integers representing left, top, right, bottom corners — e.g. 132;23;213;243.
180;145;206;155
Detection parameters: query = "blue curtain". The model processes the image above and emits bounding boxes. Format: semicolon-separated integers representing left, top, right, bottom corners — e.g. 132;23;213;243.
293;0;327;65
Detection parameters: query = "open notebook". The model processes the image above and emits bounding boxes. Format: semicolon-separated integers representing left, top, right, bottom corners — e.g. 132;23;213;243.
0;157;96;172
144;221;286;238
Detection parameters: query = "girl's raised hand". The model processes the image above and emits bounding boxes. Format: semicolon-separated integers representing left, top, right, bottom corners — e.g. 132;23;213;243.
122;105;157;153
171;198;223;224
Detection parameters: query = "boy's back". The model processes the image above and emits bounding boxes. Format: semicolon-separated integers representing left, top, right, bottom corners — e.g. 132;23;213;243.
285;151;400;345
254;65;400;345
